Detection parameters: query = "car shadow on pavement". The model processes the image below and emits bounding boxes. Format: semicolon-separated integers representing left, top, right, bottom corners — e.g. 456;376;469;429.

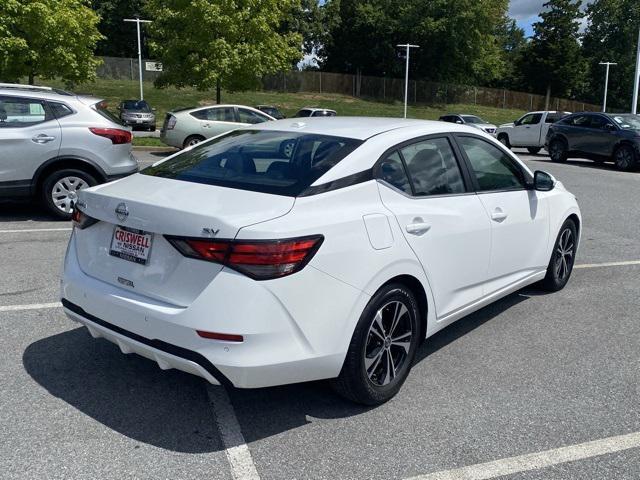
0;200;61;222
22;327;226;453
23;287;548;450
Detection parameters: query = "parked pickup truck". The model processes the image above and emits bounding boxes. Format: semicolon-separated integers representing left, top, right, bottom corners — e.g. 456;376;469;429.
496;111;570;154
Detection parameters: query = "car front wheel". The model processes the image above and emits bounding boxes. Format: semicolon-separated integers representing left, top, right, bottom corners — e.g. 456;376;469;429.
613;145;636;171
333;283;420;405
540;219;577;291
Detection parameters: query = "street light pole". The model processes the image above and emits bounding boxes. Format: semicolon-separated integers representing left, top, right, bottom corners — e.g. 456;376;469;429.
396;44;419;118
599;62;617;113
124;17;152;100
633;27;640;114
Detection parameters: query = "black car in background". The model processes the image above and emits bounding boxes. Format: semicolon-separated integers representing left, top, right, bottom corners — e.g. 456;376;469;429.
546;112;640;171
256;105;285;119
117;99;156;131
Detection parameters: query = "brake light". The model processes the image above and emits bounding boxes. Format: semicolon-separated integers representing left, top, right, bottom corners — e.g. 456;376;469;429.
166;114;177;130
71;208;98;229
165;235;324;280
89;127;132;144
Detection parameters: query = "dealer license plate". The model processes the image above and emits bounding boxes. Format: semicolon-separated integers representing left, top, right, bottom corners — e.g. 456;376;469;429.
109;226;153;265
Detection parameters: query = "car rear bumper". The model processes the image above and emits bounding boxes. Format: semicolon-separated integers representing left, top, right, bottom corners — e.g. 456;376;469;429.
61;232;368;388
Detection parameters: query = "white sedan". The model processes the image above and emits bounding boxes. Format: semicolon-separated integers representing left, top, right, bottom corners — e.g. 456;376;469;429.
62;117;581;405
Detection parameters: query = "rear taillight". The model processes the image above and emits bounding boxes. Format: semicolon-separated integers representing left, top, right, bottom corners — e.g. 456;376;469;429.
71;209;99;229
89;127;132;144
166;114;177;130
165;235;324;280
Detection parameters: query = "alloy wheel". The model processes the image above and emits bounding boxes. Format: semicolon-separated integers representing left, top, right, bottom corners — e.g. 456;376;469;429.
554;228;575;281
51;176;88;213
364;300;413;387
615;148;633;170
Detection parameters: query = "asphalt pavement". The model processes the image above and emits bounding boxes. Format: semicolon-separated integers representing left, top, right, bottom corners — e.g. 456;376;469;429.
1;149;639;479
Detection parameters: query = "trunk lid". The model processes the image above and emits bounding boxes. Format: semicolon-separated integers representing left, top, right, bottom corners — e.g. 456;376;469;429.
73;174;294;306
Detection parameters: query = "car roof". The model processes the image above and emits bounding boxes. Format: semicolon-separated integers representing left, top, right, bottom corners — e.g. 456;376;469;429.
299;107;336;112
175;104;260;113
243;116;475;140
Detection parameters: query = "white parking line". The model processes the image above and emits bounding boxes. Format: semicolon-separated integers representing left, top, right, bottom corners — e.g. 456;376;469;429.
406;431;640;480
0;227;72;234
575;260;640;269
206;384;261;480
0;302;61;312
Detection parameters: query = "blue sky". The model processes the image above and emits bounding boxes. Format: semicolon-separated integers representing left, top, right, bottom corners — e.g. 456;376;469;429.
509;0;592;37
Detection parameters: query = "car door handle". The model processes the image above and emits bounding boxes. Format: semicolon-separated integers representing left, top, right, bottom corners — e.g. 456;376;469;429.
32;134;56;144
491;209;508;222
406;221;431;235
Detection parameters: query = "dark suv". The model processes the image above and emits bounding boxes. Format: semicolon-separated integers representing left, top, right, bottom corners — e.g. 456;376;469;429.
546;112;640;171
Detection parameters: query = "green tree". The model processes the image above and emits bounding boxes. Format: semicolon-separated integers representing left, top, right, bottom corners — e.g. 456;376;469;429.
0;0;103;85
321;0;509;85
582;0;640;110
491;17;528;89
145;0;303;103
520;0;585;107
91;0;146;58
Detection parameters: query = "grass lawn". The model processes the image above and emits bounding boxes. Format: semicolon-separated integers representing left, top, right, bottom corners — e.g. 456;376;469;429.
44;78;526;129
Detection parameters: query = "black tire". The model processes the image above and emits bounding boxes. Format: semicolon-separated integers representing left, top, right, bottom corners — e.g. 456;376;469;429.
183;135;205;149
527;147;541;155
613;144;636;171
498;134;511;149
332;283;421;405
148;125;156;132
540;219;577;292
41;168;98;220
549;138;568;163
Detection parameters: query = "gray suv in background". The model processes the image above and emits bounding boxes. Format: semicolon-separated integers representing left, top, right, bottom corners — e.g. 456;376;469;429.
118;99;156;131
0;83;137;219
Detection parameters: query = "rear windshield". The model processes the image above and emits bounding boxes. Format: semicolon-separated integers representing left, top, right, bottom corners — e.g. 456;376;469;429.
142;130;363;196
94;101;123;125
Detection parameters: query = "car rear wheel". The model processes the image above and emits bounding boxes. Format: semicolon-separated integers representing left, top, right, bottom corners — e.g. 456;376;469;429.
540;219;577;291
41;169;97;220
549;138;568;163
183;135;205;149
333;283;420;405
498;134;511;149
613;145;636;171
527;147;541;155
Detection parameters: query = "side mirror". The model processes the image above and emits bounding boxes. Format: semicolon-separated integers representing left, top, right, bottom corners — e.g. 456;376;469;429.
514;120;521;126
534;170;555;191
455;120;463;124
605;123;616;131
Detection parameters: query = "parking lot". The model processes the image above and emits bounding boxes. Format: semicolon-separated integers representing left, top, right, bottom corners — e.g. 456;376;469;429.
1;149;640;480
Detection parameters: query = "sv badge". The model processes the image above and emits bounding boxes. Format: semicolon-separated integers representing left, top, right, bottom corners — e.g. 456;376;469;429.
202;228;220;237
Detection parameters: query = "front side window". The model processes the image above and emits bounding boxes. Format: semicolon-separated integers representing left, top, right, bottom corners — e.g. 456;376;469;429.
519;113;542;126
0;96;51;128
400;137;466;196
565;115;590;127
295;109;311;117
457;136;526;192
238;108;270;124
588;115;608;130
377;151;412;194
142;130;362;196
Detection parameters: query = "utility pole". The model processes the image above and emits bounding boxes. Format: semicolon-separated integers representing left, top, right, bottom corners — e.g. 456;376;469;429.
396;44;419;118
633;27;640;114
599;62;617;112
124;17;152;100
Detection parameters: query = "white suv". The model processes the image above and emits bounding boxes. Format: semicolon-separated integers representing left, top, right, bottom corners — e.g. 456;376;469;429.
0;83;138;219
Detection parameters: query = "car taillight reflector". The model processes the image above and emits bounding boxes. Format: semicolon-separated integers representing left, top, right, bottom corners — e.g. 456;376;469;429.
71;209;99;229
196;330;244;342
89;127;132;144
165;235;324;280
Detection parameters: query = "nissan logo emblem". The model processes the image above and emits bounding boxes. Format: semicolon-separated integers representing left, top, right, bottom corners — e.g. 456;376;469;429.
115;202;129;222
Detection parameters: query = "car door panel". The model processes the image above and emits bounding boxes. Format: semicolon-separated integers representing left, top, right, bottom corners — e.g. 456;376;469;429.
376;137;492;319
455;134;550;293
0;96;61;184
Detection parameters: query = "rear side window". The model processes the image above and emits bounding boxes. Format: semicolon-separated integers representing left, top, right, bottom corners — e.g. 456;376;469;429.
565;115;590;127
0;96;52;127
378;151;412;194
142;130;362;196
94;101;123;125
457;136;526;191
191;107;235;122
48;102;74;119
400;137;466;196
519;113;543;126
311;110;336;117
